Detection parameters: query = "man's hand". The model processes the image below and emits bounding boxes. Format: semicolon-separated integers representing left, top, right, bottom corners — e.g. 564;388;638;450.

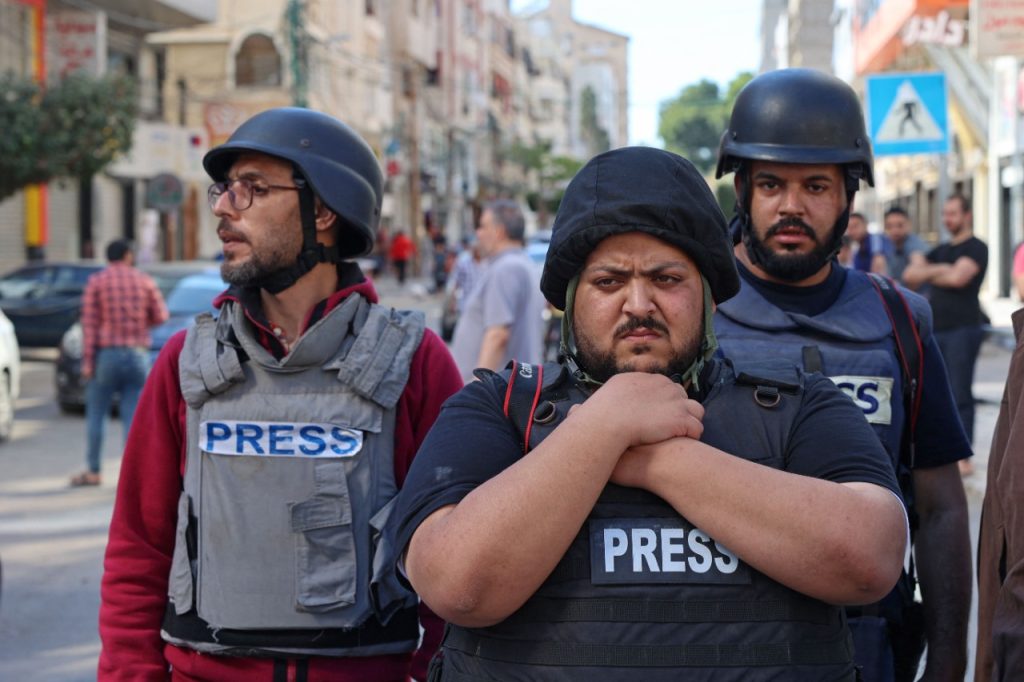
582;372;703;451
611;437;697;489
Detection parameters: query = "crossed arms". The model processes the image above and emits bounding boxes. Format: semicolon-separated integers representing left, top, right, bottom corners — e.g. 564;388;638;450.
403;372;907;628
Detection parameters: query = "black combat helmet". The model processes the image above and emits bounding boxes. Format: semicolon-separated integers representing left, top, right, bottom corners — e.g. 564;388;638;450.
542;147;739;310
715;68;874;189
204;107;383;261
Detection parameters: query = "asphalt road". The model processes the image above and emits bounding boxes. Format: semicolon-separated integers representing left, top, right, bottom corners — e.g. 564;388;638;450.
0;282;1012;680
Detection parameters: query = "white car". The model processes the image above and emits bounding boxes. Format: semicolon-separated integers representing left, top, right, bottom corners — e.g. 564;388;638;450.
0;308;21;442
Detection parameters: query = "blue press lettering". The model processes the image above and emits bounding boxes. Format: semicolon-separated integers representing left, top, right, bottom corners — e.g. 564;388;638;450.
199;420;363;458
236;423;264;454
856;382;881;414
205;422;231;451
830;375;894;425
330;427;360;455
298;425;326;455
268;424;294;455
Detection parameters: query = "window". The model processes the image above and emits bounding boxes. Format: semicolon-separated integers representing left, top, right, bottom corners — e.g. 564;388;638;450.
235;34;282;87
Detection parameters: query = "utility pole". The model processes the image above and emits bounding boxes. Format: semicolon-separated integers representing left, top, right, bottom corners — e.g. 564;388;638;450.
287;0;308;107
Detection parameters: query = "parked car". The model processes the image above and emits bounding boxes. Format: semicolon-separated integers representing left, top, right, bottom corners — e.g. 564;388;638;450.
0;308;22;442
0;262;104;348
55;268;226;413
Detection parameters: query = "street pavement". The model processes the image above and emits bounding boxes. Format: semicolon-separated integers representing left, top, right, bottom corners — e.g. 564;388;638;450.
0;274;1015;680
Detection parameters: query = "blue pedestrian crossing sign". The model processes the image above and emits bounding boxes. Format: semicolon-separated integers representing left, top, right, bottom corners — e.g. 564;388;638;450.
866;72;949;156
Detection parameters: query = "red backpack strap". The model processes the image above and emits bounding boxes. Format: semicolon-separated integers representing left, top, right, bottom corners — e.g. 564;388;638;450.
502;360;545;455
867;273;924;450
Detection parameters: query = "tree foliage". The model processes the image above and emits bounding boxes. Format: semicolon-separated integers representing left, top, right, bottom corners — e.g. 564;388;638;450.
508;138;583;215
0;73;137;202
657;72;753;174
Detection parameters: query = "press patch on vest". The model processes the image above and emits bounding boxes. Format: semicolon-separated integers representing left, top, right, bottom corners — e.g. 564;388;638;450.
590;518;750;585
828;375;894;425
200;420;364;458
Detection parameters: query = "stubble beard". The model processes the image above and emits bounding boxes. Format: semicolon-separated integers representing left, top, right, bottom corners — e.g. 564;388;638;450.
573;315;703;384
220;219;301;287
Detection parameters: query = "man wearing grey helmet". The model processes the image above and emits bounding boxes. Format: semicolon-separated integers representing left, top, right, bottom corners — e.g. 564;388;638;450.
714;67;971;681
98;108;462;680
387;146;907;681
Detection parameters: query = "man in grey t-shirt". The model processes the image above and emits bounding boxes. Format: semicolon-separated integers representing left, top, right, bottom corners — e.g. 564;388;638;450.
451;200;546;380
883;206;927;284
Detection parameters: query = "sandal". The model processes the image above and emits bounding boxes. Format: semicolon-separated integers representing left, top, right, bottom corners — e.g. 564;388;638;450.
69;472;101;487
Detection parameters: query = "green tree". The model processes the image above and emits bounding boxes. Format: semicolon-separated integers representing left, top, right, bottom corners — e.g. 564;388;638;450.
579;85;610;158
507;138;583;219
0;73;137;201
657;72;753;175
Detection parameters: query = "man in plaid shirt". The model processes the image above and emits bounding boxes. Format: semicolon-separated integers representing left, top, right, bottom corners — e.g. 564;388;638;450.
71;239;167;487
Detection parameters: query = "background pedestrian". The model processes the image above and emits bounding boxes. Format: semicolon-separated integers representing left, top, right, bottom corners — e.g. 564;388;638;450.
71;239;167;487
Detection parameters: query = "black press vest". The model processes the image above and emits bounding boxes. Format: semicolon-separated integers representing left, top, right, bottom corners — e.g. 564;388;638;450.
435;360;855;682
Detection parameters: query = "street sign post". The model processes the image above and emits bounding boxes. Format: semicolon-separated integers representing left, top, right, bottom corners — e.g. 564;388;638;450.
866;72;950;156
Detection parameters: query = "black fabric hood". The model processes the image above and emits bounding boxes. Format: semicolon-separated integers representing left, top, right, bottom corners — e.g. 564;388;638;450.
541;147;740;310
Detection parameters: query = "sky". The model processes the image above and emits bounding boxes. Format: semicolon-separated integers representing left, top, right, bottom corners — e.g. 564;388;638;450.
512;0;765;147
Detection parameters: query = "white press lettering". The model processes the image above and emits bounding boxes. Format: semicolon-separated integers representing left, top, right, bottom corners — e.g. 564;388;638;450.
660;527;687;572
714;542;740;574
632;528;660;572
687;529;713;573
604;528;628;572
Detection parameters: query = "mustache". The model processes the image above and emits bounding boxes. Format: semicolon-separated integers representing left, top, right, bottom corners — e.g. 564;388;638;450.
615;316;670;338
217;220;248;242
766;217;816;240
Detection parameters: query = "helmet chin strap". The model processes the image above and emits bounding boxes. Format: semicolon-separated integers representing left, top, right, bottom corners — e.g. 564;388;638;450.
256;175;343;294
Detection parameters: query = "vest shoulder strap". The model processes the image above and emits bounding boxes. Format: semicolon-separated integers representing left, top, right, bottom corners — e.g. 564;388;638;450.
866;273;923;466
498;360;567;455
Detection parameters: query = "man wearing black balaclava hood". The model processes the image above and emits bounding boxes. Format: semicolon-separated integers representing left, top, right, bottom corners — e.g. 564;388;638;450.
387;145;907;681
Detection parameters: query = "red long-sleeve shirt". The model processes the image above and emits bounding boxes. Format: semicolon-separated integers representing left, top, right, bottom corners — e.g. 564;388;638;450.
98;278;462;681
81;262;168;376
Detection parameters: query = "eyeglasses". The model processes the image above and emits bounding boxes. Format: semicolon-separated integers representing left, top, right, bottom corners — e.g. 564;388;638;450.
207;177;302;212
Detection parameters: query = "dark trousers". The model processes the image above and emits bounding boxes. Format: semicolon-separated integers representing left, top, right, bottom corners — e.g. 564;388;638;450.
934;324;984;444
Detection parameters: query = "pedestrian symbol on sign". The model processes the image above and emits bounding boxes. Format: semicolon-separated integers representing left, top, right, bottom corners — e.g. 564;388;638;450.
875;81;944;142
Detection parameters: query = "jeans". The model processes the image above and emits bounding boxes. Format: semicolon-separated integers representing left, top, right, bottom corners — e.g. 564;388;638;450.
84;347;149;474
934;325;985;444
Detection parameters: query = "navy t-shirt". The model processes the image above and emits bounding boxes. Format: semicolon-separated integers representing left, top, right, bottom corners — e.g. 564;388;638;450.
389;359;901;564
737;261;969;468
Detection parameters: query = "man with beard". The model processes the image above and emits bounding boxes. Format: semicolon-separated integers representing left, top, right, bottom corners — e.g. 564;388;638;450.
713;68;971;682
903;194;989;475
385;146;908;681
98;108;462;681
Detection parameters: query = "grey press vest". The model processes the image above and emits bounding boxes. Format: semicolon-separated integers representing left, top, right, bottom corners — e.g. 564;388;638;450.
162;295;424;657
435;360;855;682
